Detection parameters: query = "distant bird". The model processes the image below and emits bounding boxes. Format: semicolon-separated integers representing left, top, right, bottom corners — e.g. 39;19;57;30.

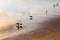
16;23;23;29
53;4;55;8
30;16;33;20
46;10;48;15
56;3;59;7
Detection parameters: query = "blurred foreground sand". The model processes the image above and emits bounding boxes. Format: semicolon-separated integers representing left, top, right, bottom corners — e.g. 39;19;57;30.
2;16;60;40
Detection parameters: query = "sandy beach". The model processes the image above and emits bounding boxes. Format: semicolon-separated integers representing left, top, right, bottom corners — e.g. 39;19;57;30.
1;15;60;40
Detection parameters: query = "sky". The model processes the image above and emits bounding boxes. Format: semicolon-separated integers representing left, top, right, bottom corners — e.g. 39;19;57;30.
0;0;59;16
0;0;60;12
